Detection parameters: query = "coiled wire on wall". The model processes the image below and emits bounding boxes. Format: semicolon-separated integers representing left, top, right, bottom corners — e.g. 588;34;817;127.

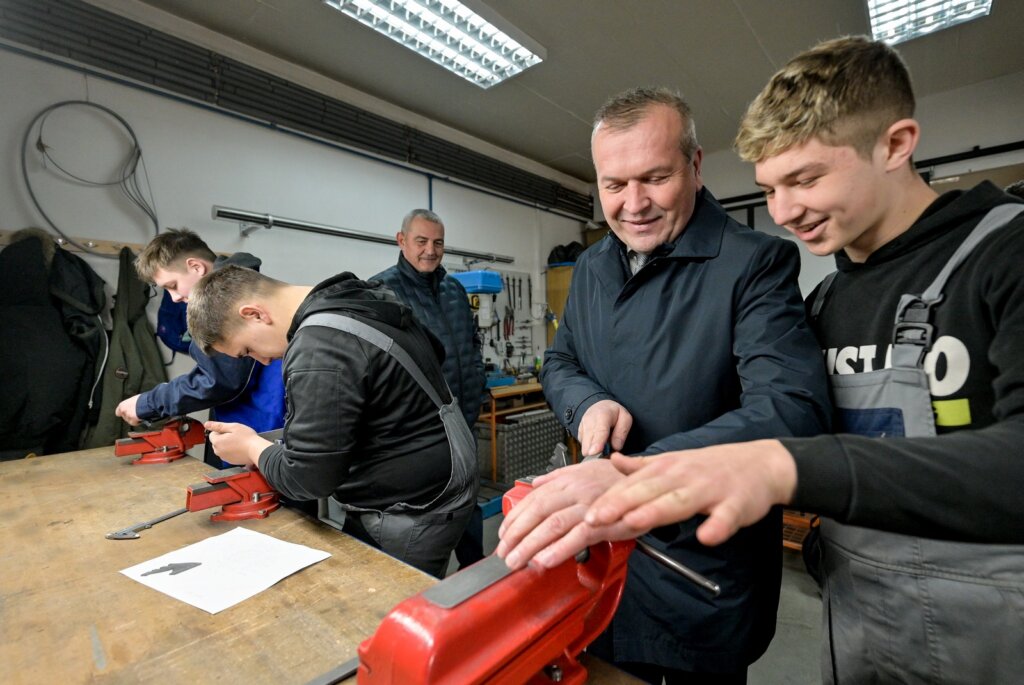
18;100;161;407
19;99;160;258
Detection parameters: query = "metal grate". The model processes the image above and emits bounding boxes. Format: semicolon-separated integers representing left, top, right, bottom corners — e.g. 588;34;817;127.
0;0;592;219
475;409;564;484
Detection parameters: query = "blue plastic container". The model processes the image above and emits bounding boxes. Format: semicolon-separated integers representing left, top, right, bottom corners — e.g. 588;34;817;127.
451;270;503;294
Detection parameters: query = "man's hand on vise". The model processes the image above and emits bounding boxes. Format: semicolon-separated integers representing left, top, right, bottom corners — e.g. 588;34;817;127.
496;459;648;570
578;399;633;456
585;439;799;547
204;421;271;468
115;394;143;426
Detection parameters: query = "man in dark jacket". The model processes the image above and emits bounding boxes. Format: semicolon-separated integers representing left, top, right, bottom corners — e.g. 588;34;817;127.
579;38;1024;684
372;209;485;429
373;209;487;567
497;88;831;682
115;229;284;466
189;266;478;578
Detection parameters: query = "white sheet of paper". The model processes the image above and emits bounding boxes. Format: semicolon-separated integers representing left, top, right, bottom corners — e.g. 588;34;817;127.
120;527;331;614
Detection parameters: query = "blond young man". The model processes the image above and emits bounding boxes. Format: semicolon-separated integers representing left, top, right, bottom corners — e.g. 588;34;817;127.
118;229;284;465
522;37;1024;684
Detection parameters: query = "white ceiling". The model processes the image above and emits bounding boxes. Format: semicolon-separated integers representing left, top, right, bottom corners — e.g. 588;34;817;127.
131;0;1024;184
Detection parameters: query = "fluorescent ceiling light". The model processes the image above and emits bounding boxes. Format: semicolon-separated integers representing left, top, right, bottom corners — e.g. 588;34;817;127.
323;0;546;89
867;0;993;45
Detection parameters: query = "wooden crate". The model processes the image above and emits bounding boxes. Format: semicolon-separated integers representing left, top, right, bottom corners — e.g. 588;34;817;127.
782;510;816;551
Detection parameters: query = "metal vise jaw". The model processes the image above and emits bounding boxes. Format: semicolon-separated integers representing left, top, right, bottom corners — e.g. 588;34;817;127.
186;467;281;522
354;479;633;684
114;417;205;465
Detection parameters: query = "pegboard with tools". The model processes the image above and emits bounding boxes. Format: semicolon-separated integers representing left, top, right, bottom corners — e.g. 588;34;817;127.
454;267;546;383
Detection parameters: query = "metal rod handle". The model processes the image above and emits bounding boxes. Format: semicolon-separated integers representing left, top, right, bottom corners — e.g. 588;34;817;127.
636;538;721;597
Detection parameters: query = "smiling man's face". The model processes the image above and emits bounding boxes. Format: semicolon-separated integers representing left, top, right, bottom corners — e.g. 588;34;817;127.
594;104;703;254
398;216;445;274
755;136;893;262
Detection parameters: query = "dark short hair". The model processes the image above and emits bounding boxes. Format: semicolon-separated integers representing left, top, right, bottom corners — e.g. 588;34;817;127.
186;265;284;355
594;87;698;160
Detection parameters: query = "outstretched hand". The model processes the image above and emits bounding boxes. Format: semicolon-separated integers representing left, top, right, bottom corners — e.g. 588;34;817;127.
495;459;650;570
585;439;798;546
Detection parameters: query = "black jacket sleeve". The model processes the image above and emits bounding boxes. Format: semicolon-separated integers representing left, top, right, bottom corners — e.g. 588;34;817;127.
783;216;1024;543
538;281;616;435
785;420;1024;542
259;329;369;501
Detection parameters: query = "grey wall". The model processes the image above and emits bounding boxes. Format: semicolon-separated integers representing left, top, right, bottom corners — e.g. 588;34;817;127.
0;48;584;376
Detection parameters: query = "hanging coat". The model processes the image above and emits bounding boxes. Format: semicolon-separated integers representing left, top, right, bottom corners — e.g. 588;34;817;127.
0;236;91;457
83;247;167;448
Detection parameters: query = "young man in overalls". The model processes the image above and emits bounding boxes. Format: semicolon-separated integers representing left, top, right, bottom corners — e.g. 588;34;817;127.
503;36;1024;684
186;265;478;578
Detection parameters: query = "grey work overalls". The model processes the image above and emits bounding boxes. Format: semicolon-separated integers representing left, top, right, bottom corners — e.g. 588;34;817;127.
298;312;479;578
810;204;1024;684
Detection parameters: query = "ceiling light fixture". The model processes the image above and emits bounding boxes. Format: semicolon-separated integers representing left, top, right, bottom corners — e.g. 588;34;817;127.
323;0;546;89
867;0;993;45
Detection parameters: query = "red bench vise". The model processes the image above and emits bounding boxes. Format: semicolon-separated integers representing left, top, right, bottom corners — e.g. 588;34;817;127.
114;417;205;465
106;467;282;540
186;467;281;521
352;478;634;685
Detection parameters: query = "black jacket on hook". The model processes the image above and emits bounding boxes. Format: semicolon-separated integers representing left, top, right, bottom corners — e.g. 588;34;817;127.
0;235;104;457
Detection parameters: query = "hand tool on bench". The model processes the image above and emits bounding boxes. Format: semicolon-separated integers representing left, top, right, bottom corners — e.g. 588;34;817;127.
307;477;719;685
105;467;281;539
114;417;205;464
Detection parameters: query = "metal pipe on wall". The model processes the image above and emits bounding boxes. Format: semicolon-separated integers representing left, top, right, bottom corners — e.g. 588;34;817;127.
212;206;515;264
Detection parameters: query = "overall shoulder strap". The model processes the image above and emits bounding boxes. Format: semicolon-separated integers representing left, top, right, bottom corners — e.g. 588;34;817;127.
919;203;1024;302
892;203;1024;368
810;271;839;319
297;312;447;409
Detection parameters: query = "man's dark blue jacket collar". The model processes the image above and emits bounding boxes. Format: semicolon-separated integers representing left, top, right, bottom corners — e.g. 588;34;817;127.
597;188;727;263
396;252;447;291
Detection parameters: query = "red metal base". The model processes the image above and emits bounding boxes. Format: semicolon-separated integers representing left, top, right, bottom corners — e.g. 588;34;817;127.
187;467;281;522
210;496;281;522
114;418;205;465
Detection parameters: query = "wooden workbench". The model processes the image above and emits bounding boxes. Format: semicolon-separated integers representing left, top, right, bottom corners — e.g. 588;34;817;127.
0;447;639;684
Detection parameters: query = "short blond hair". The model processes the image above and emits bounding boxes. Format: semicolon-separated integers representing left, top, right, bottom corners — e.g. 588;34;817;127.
594;87;699;161
735;36;915;163
187;265;284;355
135;228;216;283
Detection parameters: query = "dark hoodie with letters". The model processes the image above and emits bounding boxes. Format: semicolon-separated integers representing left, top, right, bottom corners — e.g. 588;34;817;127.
783;181;1024;543
258;273;454;510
